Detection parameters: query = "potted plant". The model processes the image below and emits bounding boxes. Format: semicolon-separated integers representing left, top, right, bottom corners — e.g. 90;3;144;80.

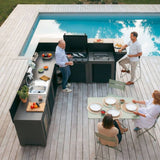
18;85;29;103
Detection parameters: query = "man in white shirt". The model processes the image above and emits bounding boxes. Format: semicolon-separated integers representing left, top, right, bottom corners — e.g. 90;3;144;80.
55;40;73;92
118;31;142;85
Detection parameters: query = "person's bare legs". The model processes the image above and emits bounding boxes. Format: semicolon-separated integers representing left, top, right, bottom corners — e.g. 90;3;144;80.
115;120;128;134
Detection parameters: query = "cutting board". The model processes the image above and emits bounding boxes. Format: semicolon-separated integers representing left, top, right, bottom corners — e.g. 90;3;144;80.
40;75;50;81
26;102;45;112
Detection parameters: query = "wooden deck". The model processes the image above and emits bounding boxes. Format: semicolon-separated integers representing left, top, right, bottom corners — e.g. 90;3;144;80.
1;4;160;160
0;56;160;160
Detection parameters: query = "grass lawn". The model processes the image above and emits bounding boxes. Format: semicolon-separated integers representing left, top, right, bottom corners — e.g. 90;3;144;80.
0;0;160;26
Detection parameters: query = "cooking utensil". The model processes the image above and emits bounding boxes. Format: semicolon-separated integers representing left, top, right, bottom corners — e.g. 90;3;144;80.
78;53;85;57
72;53;80;57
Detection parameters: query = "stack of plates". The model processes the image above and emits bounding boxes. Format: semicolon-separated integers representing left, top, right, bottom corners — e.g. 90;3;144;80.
107;109;120;117
89;103;102;112
104;97;117;105
125;103;137;111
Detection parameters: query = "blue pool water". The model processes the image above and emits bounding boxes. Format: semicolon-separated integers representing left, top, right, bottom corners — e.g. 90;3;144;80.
21;13;160;57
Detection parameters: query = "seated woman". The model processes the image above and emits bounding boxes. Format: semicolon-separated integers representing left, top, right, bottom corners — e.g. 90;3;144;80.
97;114;128;147
133;90;160;131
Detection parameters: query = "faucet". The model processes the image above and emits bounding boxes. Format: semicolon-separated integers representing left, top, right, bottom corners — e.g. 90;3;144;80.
26;67;33;86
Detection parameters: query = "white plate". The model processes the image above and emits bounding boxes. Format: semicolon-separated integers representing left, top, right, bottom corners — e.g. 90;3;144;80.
126;103;137;111
105;97;116;105
89;103;102;112
108;109;120;117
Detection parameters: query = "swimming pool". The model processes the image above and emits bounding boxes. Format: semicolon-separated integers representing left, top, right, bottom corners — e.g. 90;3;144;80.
20;13;160;57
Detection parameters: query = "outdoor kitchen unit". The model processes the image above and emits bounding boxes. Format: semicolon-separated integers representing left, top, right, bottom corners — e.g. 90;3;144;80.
36;34;127;83
63;34;118;83
64;34;88;82
88;43;115;83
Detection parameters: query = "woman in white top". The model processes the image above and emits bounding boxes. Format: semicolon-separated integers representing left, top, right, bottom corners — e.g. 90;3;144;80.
133;90;160;131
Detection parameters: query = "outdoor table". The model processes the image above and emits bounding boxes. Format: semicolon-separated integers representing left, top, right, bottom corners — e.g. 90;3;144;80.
87;95;139;119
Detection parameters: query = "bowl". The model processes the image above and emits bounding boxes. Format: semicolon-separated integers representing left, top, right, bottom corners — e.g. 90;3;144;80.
42;53;53;60
120;99;125;104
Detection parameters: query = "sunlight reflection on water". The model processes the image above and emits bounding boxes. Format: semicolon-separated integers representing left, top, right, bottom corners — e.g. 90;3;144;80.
25;16;160;57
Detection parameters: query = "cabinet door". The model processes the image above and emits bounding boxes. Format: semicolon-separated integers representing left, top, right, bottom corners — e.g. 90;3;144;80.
92;64;111;83
43;102;51;135
69;63;86;82
47;82;55;114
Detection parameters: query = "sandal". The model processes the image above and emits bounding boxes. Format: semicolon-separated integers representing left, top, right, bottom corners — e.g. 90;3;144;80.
121;128;128;134
134;127;141;132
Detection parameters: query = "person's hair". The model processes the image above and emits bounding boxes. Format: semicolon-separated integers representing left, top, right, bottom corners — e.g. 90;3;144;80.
58;39;65;45
102;114;114;129
153;90;160;105
131;31;138;38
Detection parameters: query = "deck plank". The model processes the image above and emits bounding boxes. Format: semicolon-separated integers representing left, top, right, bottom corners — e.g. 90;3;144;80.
76;83;83;160
62;84;74;160
69;83;78;160
82;83;90;160
56;88;70;160
49;87;63;160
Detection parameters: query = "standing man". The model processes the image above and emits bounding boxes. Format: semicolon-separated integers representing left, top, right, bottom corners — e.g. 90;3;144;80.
118;31;142;85
55;40;73;93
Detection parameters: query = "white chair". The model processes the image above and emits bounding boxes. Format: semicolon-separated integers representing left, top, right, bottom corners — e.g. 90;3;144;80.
137;114;160;141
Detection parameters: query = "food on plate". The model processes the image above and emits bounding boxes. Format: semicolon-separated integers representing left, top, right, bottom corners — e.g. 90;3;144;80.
47;53;52;57
48;53;52;57
42;53;52;59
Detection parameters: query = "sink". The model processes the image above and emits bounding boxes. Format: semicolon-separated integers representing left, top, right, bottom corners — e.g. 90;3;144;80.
29;80;49;94
29;85;47;94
